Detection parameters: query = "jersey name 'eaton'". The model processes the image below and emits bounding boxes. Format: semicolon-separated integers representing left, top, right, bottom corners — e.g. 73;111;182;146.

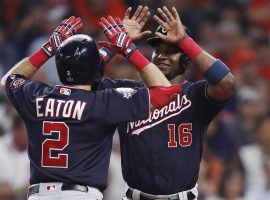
36;97;86;120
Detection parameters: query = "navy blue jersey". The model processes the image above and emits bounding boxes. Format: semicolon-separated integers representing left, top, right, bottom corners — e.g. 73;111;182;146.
118;80;227;195
97;77;144;90
4;74;150;191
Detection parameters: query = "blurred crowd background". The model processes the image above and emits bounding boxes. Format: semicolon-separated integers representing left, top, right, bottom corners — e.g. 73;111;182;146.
0;0;270;200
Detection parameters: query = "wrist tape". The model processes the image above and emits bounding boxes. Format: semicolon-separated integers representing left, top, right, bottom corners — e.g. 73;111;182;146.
204;59;231;85
28;49;50;69
179;35;203;60
128;49;150;71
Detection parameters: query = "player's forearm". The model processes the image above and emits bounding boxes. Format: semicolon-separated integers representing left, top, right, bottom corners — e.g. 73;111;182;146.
140;63;171;87
127;49;171;87
179;36;236;100
1;58;37;86
194;51;236;100
193;51;216;71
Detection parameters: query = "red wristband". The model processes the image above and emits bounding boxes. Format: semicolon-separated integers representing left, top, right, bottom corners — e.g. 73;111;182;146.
28;49;50;69
179;36;203;60
128;50;150;71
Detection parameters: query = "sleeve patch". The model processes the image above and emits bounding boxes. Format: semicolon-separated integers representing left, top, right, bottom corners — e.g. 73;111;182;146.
115;88;137;99
9;76;26;90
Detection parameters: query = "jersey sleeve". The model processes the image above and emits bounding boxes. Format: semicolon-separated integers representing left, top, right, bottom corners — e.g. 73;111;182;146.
94;87;150;124
186;80;227;125
4;74;47;115
101;77;145;89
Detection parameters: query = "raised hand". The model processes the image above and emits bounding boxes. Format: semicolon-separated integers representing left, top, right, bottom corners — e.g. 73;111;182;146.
153;6;186;44
42;16;83;57
98;16;137;58
122;5;151;41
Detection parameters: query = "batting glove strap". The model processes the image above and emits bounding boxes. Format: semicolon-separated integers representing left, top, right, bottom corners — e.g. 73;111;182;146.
41;41;54;57
123;44;137;58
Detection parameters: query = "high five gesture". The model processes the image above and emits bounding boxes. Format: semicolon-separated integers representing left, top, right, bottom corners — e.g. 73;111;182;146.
153;6;186;44
123;5;151;41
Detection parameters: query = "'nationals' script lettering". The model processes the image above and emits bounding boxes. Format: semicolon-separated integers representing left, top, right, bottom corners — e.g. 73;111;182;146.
127;94;192;135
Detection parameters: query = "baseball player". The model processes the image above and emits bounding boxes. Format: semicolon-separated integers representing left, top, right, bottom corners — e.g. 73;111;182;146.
0;16;181;200
103;6;236;200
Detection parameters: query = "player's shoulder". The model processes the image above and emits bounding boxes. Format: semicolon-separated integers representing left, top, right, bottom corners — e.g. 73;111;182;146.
5;74;29;90
6;73;48;87
5;73;54;100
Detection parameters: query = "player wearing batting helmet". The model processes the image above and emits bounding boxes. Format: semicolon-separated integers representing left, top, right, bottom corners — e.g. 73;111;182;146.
1;14;181;200
147;25;193;78
103;5;236;200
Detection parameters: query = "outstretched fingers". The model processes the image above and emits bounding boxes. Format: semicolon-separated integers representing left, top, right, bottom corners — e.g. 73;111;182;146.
136;6;149;22
101;17;117;36
172;7;180;21
171;7;183;27
139;11;151;27
70;17;83;34
57;19;68;32
99;20;113;38
66;16;76;23
61;16;75;33
70;17;81;26
74;22;83;33
124;7;132;20
131;5;143;20
115;17;126;32
162;6;175;22
153;15;169;31
157;8;170;24
57;18;69;33
107;15;121;32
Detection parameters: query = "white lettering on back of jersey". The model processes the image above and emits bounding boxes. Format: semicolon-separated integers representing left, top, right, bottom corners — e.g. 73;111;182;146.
36;97;44;117
72;101;86;120
45;99;55;117
56;100;65;117
36;98;86;120
63;100;74;118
